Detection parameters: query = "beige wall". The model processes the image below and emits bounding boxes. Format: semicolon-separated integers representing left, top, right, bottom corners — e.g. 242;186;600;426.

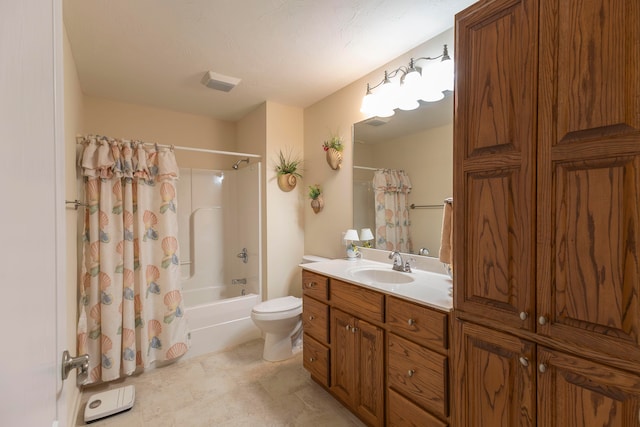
264;102;305;298
303;28;454;259
63;24;84;418
83;96;237;170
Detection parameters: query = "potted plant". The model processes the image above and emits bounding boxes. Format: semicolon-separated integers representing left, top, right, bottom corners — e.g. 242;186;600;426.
322;133;344;170
308;184;324;213
274;149;302;192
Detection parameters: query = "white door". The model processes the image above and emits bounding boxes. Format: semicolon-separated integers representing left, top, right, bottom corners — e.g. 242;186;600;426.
0;1;67;426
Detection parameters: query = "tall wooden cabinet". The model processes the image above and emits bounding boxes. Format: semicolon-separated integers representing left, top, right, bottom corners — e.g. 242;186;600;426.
453;0;640;425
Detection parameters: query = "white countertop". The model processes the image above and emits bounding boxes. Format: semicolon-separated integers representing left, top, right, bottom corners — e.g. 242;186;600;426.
300;258;453;311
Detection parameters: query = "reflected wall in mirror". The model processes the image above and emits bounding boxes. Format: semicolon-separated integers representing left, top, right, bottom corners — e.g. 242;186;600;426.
353;94;453;257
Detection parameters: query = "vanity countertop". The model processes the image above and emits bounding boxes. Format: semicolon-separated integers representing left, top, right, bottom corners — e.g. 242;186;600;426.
300;258;453;311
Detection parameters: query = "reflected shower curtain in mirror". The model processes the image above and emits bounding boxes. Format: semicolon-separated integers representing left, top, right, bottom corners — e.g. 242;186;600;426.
373;169;413;253
77;135;190;384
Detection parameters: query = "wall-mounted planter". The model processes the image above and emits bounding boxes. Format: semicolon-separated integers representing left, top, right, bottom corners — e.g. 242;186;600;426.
310;196;324;213
326;148;343;170
277;173;297;192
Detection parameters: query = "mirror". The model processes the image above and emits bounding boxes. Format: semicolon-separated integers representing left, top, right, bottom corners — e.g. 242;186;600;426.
353;95;453;257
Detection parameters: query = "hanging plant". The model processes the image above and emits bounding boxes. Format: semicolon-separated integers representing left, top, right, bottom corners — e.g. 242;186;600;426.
308;184;324;213
322;132;344;170
274;148;302;192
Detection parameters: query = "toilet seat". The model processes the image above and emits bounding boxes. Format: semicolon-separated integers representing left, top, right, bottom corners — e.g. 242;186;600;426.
252;296;301;313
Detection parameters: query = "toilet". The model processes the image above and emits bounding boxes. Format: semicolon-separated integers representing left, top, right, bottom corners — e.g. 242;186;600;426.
251;296;303;361
251;255;330;362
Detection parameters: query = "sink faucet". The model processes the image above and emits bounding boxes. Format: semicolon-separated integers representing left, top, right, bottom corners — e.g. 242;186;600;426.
389;251;411;273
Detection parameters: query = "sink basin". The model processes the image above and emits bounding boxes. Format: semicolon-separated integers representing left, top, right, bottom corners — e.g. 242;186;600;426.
348;267;415;284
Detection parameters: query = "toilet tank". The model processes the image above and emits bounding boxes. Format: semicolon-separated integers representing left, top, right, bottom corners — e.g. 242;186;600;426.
301;255;330;264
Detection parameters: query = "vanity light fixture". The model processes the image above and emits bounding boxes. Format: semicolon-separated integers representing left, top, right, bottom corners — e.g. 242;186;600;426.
360;44;452;118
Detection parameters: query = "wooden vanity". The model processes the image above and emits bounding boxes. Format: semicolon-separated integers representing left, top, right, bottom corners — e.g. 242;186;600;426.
301;268;452;427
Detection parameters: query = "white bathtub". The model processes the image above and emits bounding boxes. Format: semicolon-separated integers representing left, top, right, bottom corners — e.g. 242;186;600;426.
182;287;261;359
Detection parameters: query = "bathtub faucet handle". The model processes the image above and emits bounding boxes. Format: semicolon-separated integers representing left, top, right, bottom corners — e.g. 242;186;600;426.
237;248;248;263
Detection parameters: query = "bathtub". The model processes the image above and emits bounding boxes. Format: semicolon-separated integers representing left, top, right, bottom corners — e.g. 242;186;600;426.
182;286;262;359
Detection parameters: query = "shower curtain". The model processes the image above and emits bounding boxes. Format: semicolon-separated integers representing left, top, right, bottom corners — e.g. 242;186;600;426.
373;169;413;253
77;135;190;384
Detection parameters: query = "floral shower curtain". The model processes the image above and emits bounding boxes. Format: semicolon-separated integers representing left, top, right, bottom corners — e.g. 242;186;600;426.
373;169;413;253
77;135;190;384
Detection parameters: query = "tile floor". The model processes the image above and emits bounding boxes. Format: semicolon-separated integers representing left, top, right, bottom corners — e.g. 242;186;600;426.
75;339;365;426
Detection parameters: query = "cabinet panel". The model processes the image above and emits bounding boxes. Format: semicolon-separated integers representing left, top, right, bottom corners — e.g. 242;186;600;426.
302;333;329;387
302;270;329;301
456;167;534;329
331;308;356;407
356;319;385;427
331;279;385;324
388;388;447;427
302;295;329;343
453;321;535;427
386;296;448;351
540;0;640;145
537;347;640;427
388;333;448;418
456;0;538;159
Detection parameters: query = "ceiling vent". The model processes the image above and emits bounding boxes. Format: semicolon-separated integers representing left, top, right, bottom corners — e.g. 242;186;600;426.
200;71;241;92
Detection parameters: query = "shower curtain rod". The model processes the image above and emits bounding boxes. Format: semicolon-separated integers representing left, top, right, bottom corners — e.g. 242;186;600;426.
76;136;261;159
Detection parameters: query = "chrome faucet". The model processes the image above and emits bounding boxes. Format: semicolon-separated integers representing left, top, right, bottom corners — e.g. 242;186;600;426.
389;251;411;273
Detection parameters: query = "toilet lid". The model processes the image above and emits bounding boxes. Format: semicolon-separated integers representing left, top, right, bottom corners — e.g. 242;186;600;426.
253;296;302;313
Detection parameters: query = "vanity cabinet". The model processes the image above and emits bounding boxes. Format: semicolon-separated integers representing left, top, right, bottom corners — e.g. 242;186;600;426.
302;271;330;387
454;0;640;425
301;271;452;427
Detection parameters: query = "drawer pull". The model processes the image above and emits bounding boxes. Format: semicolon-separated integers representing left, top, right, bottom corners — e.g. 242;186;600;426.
519;312;528;321
308;315;315;321
539;363;547;373
306;281;317;288
351;327;358;334
407;318;416;326
407;369;415;377
538;316;548;325
519;357;529;367
309;357;315;362
345;325;351;332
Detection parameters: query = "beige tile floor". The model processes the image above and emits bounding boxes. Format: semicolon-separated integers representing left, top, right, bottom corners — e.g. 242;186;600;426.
75;339;365;426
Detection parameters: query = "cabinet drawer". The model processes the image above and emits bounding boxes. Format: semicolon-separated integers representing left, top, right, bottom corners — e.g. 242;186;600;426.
302;270;329;301
330;279;384;323
388;333;448;418
388;388;447;427
303;295;329;343
303;333;330;387
387;296;448;351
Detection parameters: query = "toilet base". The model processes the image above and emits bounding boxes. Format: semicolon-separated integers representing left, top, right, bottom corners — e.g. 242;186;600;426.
262;321;302;362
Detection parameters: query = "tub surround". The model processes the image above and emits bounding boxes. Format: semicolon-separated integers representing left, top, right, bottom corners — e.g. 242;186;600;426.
300;256;453;426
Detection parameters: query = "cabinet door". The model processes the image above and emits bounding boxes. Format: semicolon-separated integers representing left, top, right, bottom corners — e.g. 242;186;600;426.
453;321;535;427
537;0;640;366
331;308;356;406
454;0;538;331
537;347;640;427
355;318;384;427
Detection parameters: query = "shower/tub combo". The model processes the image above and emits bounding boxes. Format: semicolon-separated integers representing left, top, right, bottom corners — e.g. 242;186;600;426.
177;160;262;359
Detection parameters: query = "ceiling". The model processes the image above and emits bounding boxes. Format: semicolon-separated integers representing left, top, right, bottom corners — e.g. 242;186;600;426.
63;0;476;121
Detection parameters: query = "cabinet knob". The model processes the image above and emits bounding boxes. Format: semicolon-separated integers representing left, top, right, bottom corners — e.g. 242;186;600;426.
308;315;315;321
519;312;528;321
309;357;315;363
538;316;548;325
351;327;358;333
407;369;415;377
345;325;351;332
519;357;529;367
407;318;415;326
306;281;316;288
539;363;547;373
